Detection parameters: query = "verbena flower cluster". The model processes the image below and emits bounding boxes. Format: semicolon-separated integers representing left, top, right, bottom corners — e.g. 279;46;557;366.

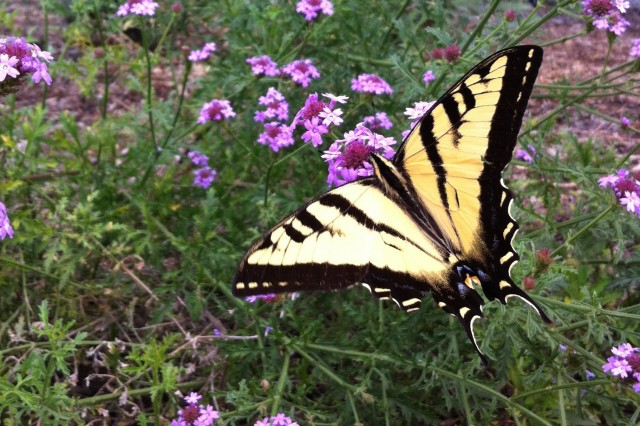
0;202;14;240
322;123;396;187
188;42;217;62
351;73;393;95
292;93;347;148
246;56;280;77
116;0;159;16
281;59;321;88
197;99;235;124
171;392;219;426
0;37;53;95
598;169;640;217
188;150;217;189
581;0;630;35
602;343;640;393
172;391;299;425
254;413;299;426
363;112;393;131
515;145;537;163
246;56;321;88
255;88;294;152
296;0;333;21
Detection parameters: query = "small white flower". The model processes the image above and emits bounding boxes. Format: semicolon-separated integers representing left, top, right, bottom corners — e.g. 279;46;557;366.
322;93;349;104
319;107;343;126
0;54;20;82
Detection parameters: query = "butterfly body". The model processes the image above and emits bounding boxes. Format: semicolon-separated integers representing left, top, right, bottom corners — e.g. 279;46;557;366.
234;46;551;361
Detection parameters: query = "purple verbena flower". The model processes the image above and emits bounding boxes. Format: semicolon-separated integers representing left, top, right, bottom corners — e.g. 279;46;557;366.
258;122;294;152
246;55;280;77
301;116;329;147
631;38;640;58
619;191;640;214
294;93;326;124
0;202;14;240
602;342;640;393
612;342;636;357
264;326;273;336
116;0;159;16
351;73;393;95
322;93;348;105
514;145;536;163
197;405;219;425
603;356;632;378
585;370;595;380
318;106;343;126
620;116;631;127
0;54;20;82
598;173;619;188
404;101;434;120
254;418;271;426
188;151;209;167
322;123;397;187
255;88;289;123
185;392;202;405
296;0;334;21
422;70;435;84
281;59;320;87
193;167;217;189
582;0;630;35
0;37;53;89
197;99;235;124
363;112;393;130
188;42;216;62
270;413;292;426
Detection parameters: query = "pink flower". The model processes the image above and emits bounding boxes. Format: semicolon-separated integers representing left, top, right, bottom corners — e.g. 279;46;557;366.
631;38;640;58
116;0;159;16
322;123;396;187
363;112;393;130
318;106;343;126
193;167;217;189
197;99;235;124
404;101;434;120
422;70;435;84
255;88;289;123
296;0;334;21
281;59;320;87
257;122;294;152
603;356;632;378
0;54;20;81
301;116;329;147
0;202;14;240
246;55;280;77
351;73;393;95
184;392;202;404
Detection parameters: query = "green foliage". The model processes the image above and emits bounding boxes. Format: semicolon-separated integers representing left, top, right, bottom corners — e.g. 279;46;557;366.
1;0;640;424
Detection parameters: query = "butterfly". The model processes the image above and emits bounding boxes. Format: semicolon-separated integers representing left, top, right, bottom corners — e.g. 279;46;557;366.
233;45;551;362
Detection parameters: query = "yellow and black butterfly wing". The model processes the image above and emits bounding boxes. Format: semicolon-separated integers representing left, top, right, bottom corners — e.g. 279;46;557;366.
234;179;449;309
395;45;549;321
